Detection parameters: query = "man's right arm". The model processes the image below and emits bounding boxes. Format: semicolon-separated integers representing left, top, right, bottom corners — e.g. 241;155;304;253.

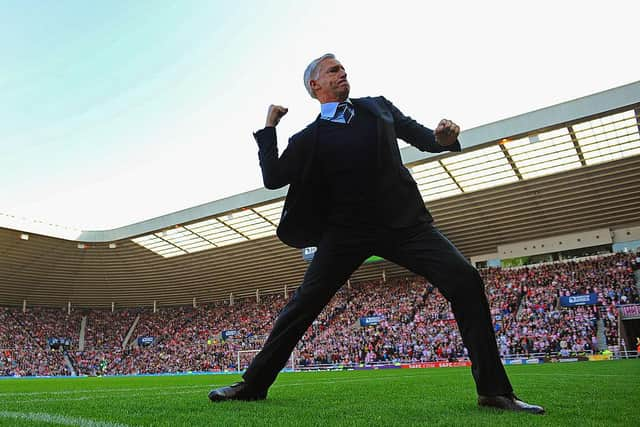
253;104;300;189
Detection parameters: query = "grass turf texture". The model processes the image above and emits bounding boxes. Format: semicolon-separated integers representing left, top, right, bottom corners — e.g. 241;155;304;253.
0;360;638;426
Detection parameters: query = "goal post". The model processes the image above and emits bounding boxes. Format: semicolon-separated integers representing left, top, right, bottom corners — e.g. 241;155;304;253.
237;349;296;373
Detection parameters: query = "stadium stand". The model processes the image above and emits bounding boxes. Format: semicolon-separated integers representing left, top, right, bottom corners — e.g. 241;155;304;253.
0;252;637;377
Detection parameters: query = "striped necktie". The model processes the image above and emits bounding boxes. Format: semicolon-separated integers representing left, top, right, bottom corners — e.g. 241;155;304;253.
337;102;354;124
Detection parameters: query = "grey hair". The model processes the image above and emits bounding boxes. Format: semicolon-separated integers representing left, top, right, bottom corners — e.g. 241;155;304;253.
303;53;336;99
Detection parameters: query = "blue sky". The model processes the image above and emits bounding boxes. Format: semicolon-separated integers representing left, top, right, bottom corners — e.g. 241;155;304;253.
2;0;639;231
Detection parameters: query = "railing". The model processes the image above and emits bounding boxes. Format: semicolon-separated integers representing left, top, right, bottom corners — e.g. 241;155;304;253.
291;349;640;371
289;351;606;371
618;350;639;358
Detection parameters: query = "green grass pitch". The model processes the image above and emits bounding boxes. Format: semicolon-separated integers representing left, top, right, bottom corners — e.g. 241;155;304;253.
0;360;638;426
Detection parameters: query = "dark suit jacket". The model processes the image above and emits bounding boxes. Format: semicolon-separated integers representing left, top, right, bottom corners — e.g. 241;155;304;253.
253;96;461;248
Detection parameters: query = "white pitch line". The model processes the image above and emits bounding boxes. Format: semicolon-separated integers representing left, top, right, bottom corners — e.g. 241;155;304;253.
3;373;449;404
0;383;204;398
0;372;430;398
0;411;131;427
4;396;94;404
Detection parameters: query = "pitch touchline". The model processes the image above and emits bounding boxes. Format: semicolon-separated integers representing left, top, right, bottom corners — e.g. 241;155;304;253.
0;411;131;427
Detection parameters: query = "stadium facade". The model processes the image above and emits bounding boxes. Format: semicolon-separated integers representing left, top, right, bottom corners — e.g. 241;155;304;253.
1;81;639;308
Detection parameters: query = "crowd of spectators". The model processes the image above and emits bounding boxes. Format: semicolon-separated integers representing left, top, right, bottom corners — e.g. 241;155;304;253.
294;278;465;367
0;307;79;376
495;253;639;354
0;252;637;377
84;309;138;351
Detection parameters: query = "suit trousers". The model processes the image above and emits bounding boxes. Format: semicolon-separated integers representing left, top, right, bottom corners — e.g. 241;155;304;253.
242;222;513;396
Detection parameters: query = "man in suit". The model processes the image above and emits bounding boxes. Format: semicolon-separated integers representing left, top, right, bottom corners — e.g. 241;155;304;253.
209;54;544;414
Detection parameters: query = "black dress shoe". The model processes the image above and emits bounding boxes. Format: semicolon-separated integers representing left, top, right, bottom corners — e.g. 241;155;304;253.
208;381;267;402
478;394;545;414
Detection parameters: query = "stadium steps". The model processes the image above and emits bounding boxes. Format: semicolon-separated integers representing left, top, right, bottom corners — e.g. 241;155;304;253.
515;291;526;318
121;314;140;349
63;353;76;376
66;352;80;375
596;318;607;351
79;316;87;351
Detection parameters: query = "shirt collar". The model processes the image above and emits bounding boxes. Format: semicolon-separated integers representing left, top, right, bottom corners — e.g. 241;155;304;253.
320;98;353;119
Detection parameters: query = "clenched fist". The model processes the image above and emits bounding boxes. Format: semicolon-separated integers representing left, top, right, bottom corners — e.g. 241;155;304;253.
266;104;288;127
434;119;460;146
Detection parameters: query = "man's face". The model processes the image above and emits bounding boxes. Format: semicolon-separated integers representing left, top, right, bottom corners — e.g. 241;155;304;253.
310;58;350;102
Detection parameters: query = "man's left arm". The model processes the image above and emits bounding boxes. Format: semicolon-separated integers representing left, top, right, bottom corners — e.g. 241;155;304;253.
381;96;461;153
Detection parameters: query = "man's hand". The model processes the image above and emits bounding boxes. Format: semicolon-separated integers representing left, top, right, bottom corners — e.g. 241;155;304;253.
266;104;288;127
434;119;460;146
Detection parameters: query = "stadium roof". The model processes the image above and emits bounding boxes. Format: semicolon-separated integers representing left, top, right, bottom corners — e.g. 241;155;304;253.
1;81;639;307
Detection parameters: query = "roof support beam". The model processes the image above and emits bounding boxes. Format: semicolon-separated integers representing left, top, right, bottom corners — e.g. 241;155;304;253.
568;125;587;167
498;143;523;180
438;160;464;192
